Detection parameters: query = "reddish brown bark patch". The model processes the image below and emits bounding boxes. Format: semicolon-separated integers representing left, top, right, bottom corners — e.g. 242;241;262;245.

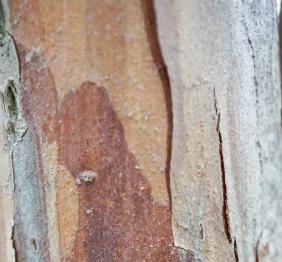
57;82;181;261
17;43;183;260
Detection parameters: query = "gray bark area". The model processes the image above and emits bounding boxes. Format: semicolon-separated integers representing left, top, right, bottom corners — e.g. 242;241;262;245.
0;4;19;260
155;0;282;261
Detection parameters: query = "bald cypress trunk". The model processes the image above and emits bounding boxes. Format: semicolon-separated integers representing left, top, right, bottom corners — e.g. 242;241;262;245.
0;1;281;261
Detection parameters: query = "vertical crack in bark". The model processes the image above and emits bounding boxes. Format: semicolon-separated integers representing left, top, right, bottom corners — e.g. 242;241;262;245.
254;238;260;262
11;224;19;262
140;0;173;208
140;1;201;259
213;88;232;243
234;239;239;262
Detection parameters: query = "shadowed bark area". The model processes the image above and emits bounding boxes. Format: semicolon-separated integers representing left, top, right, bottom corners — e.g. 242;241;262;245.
0;2;4;34
140;0;173;208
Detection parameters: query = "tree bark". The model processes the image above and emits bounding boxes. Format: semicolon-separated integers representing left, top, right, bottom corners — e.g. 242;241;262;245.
0;0;281;261
155;0;282;261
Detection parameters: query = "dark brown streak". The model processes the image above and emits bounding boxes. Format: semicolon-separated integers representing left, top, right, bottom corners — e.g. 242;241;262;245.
255;239;260;262
11;225;19;262
213;88;232;243
234;239;239;262
140;0;173;209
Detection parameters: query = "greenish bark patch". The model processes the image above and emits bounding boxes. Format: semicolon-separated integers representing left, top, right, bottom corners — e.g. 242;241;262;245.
0;1;5;40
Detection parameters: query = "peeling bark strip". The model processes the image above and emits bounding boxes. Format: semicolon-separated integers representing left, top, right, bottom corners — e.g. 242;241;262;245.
154;1;236;260
155;0;282;261
140;0;173;207
12;43;53;262
0;5;22;260
213;89;232;243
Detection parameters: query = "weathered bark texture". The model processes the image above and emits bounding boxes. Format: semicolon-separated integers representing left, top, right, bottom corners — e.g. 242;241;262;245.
155;0;282;261
0;0;281;262
0;0;182;261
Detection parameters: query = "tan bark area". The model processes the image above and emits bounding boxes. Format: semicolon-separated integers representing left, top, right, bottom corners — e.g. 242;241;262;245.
1;0;181;261
9;0;169;205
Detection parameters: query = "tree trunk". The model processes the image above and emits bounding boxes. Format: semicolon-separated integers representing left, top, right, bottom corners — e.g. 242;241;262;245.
155;1;282;261
0;0;281;261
